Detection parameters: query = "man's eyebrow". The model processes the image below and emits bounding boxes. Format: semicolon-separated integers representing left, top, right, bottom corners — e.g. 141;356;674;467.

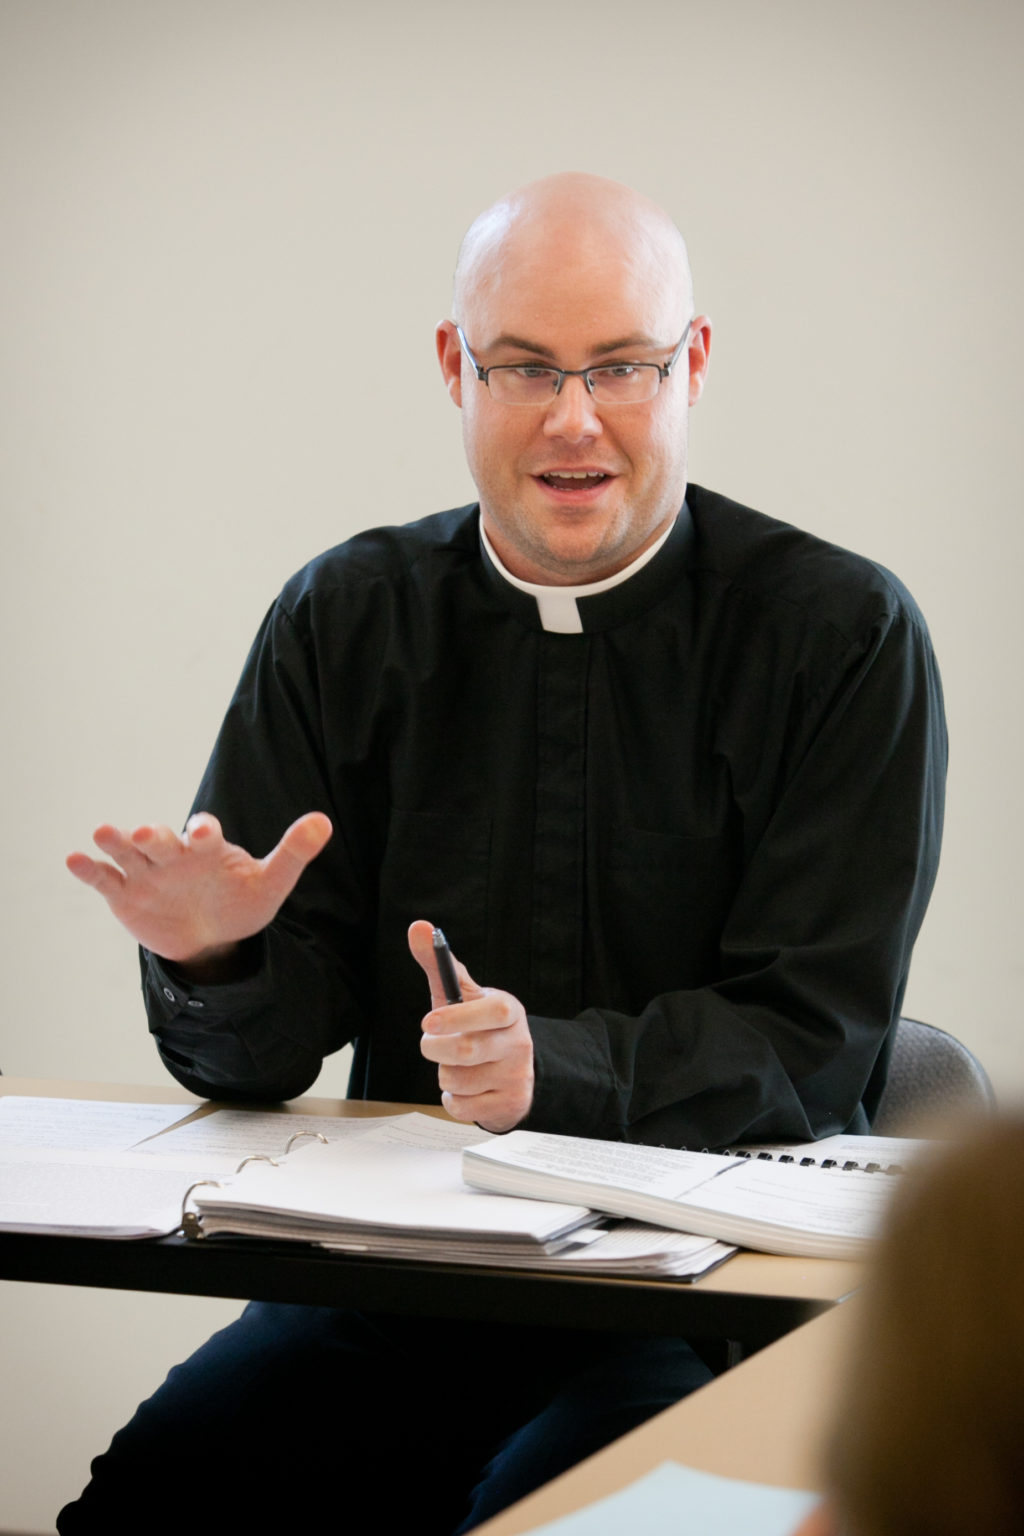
588;335;662;358
487;334;559;359
486;332;662;361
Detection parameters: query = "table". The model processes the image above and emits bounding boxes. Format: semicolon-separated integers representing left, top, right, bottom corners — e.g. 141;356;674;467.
474;1299;858;1533
0;1078;861;1353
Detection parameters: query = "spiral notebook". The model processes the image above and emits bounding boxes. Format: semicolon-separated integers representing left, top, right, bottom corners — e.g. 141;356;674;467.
463;1128;930;1260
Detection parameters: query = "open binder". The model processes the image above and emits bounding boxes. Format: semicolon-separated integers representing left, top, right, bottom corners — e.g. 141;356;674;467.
178;1114;597;1254
176;1114;735;1278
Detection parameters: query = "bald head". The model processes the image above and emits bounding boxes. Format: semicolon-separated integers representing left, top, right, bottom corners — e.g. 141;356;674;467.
437;172;710;586
453;173;693;328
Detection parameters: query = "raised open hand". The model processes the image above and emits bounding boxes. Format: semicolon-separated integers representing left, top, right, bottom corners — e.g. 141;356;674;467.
66;812;333;971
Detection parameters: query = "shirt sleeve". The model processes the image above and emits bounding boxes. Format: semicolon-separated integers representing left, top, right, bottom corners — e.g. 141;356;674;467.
141;594;374;1101
141;931;350;1102
523;600;947;1149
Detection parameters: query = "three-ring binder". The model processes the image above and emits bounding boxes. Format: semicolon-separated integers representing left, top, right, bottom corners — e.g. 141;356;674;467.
178;1131;329;1240
179;1180;222;1240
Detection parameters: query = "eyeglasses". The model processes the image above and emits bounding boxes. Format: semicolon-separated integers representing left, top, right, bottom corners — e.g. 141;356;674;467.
455;321;693;406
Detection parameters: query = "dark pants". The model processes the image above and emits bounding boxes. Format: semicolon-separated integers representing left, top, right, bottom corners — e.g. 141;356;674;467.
57;1302;712;1533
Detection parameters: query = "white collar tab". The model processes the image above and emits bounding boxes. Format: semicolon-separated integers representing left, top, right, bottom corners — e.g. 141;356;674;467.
479;518;677;635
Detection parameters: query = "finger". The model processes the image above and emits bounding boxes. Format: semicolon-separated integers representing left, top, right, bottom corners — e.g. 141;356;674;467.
65;851;127;900
440;1087;525;1133
92;824;152;874
421;1012;533;1091
259;812;333;904
421;1017;504;1066
422;991;518;1039
131;824;186;866
407;920;450;1011
183;812;225;846
440;1089;481;1124
423;1019;485;1069
277;811;333;861
436;1061;507;1096
409;921;482;1012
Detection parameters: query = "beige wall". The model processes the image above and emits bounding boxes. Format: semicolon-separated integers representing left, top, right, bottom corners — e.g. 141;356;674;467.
2;1;1022;1529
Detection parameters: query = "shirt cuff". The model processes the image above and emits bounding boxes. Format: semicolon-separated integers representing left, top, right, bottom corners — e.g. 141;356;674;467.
142;937;268;1026
522;1013;615;1137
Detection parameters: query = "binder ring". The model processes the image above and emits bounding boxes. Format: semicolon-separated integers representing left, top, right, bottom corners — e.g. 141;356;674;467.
235;1153;280;1173
178;1178;222;1239
284;1130;329;1154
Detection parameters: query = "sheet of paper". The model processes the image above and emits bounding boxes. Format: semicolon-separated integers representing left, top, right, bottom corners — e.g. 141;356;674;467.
0;1147;237;1236
559;1221;721;1265
141;1107;396;1160
801;1133;922;1166
681;1158;892;1239
352;1111;494;1152
0;1096;196;1152
520;1460;817;1536
467;1130;737;1199
320;1223;734;1278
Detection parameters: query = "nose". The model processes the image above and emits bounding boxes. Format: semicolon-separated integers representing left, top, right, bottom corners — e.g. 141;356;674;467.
542;374;603;443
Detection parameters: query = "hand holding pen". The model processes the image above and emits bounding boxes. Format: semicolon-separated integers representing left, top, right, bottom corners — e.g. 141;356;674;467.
407;919;535;1134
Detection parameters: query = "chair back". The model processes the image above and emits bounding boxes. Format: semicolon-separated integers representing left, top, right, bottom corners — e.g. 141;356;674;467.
873;1016;995;1134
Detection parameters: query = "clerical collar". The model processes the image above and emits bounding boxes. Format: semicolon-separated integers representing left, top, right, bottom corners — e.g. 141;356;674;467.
479;516;678;634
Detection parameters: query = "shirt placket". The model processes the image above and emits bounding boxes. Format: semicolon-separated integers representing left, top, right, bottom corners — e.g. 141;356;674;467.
530;634;589;1016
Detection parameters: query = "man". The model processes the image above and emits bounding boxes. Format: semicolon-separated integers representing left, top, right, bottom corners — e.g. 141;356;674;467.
61;173;945;1532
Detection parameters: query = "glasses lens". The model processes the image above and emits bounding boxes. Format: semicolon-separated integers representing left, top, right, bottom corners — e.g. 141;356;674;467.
487;367;559;404
485;363;663;404
587;365;661;404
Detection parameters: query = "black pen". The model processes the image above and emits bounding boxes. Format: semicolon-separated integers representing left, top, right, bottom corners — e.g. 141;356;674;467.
432;926;463;1005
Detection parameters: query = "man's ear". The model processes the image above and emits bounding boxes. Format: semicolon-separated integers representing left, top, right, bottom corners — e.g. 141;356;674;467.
687;315;713;407
436;320;464;408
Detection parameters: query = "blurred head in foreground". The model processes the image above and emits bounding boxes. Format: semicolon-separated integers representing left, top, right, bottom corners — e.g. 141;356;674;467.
810;1115;1024;1536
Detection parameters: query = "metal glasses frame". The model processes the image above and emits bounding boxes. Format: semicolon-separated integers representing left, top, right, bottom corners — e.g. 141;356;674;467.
454;320;693;402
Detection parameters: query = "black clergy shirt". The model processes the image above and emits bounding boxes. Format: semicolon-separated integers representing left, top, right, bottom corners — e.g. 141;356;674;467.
143;485;946;1150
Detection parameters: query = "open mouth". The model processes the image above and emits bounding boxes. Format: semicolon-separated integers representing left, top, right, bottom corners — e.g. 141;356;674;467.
539;472;610;490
